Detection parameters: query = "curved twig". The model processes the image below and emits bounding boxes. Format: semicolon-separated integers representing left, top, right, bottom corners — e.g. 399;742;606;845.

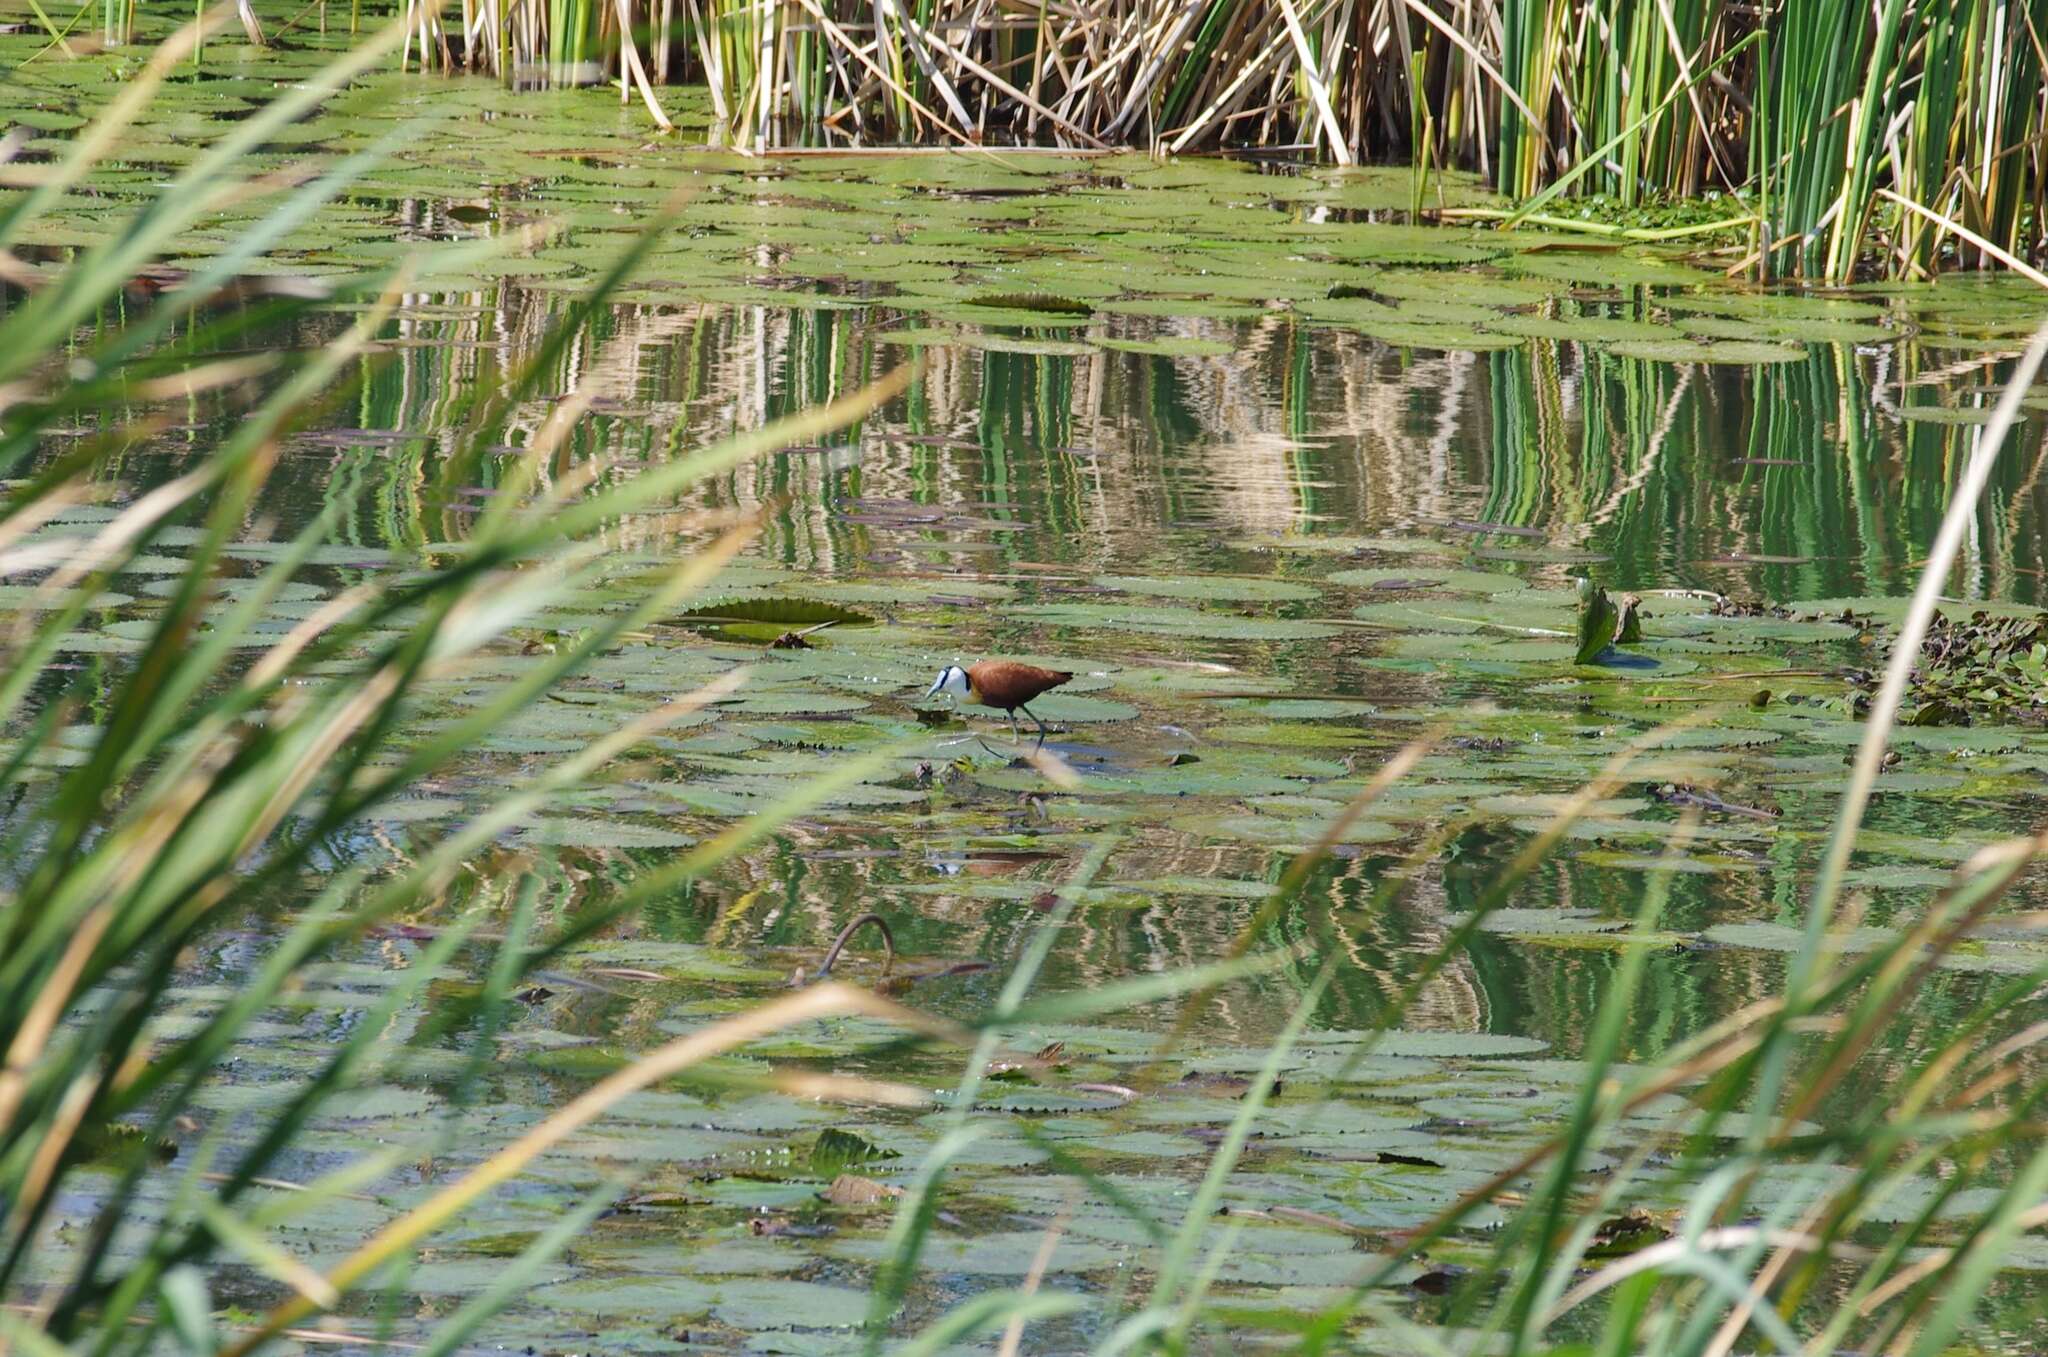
815;912;895;980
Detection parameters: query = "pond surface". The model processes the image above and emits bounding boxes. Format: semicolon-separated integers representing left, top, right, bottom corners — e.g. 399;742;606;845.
8;18;2048;1353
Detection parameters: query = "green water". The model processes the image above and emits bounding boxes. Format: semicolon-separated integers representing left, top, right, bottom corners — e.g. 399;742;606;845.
8;14;2048;1353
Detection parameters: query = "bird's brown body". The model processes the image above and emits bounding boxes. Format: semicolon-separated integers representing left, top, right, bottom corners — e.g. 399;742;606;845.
926;659;1073;744
962;661;1072;713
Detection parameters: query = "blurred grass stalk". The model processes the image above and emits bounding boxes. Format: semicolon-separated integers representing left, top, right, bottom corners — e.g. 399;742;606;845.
389;0;2048;284
869;332;2048;1355
0;8;908;1349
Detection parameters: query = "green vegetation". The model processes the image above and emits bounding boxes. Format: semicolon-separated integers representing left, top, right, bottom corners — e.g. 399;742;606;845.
353;0;2048;282
0;19;916;1349
6;10;2048;1356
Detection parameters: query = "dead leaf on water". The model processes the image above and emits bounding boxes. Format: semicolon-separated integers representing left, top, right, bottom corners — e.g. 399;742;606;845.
820;1174;903;1206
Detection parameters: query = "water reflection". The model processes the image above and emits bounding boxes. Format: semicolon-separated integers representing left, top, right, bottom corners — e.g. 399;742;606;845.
49;277;2048;1074
269;286;2048;607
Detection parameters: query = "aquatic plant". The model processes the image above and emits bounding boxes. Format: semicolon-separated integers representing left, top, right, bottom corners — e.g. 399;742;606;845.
364;0;2048;283
0;11;913;1347
9;11;2048;1355
861;335;2048;1351
1855;607;2048;727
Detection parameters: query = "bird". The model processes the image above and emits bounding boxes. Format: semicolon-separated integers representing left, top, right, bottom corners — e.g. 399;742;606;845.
924;660;1072;745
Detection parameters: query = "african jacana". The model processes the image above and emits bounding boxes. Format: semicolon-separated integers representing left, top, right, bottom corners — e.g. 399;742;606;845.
925;660;1072;744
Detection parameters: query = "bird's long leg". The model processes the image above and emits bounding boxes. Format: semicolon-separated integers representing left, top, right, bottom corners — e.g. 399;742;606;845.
1008;709;1022;742
1024;704;1049;748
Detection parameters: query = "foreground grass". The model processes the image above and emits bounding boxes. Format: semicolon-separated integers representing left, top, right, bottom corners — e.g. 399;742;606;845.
0;10;917;1345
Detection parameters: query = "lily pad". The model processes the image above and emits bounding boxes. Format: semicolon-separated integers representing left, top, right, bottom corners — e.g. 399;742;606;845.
672;597;878;643
1605;338;1807;365
1091;574;1322;603
1092;336;1235;358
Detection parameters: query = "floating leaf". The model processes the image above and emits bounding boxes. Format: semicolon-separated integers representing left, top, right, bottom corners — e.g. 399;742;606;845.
964;291;1093;315
1606;337;1807;365
1486;313;1678;345
1575;579;1619;663
66;1121;177;1167
521;818;696;849
1092;573;1321;603
1011;602;1340;640
1092;336;1235;358
808;1128;899;1177
830;1231;1120;1276
672;597;877;643
1586;1209;1673;1259
1328;566;1529;595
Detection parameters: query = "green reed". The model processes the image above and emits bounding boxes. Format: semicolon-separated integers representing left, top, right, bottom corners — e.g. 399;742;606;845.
382;0;2048;283
0;9;902;1348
